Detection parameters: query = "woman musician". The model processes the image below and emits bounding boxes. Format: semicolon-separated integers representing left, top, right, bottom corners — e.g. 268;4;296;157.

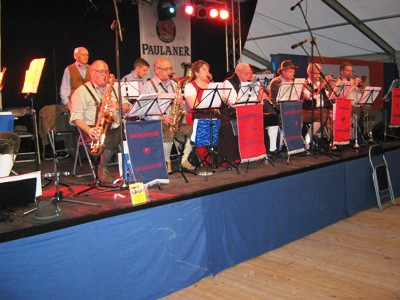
184;60;240;165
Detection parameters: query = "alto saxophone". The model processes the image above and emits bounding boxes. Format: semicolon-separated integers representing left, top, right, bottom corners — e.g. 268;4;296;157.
169;81;186;134
91;74;116;155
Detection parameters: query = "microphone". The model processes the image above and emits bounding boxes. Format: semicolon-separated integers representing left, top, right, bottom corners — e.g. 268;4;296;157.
290;0;303;11
291;38;310;49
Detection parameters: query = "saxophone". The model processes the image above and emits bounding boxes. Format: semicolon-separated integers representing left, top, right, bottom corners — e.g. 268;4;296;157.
90;74;116;155
169;81;186;134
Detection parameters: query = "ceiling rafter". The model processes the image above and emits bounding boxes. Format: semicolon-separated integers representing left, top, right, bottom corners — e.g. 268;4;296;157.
321;0;396;59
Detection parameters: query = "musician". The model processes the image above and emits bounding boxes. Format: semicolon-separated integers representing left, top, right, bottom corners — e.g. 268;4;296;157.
301;63;332;133
140;58;195;173
224;62;279;158
60;47;91;110
0;132;20;177
269;60;298;105
70;60;131;184
337;62;382;130
121;58;150;91
337;62;365;112
184;60;240;164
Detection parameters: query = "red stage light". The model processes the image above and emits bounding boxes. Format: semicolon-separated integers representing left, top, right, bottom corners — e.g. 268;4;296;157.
184;3;196;16
219;8;229;20
209;7;219;19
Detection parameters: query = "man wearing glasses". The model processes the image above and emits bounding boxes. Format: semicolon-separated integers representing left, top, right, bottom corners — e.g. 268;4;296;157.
60;47;91;110
141;58;195;173
70;60;131;184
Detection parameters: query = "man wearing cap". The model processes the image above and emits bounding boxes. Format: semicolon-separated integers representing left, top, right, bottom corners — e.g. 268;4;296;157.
269;60;298;106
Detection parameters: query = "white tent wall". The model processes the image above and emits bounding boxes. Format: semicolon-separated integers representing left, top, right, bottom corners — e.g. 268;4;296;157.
242;0;400;79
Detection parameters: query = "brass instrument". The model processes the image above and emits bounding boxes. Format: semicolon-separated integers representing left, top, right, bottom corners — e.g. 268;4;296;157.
90;74;116;155
169;81;186;134
347;75;367;89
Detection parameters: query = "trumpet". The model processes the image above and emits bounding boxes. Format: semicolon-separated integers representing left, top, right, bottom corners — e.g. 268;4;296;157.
350;76;367;88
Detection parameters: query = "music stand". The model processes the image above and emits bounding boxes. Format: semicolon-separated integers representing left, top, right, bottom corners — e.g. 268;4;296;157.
359;86;382;143
329;80;352;101
253;74;274;89
116;79;140;104
236;82;259;106
157;92;197;182
277;80;314;163
277;78;305;104
192;85;239;176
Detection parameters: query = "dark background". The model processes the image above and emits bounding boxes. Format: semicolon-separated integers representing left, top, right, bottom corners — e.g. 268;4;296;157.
1;0;257;112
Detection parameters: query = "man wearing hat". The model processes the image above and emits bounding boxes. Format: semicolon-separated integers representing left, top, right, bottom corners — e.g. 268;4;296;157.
269;60;299;105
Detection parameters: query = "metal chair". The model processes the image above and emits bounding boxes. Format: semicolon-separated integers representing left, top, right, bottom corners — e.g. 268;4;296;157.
4;106;40;169
39;105;75;160
72;127;97;179
368;144;396;211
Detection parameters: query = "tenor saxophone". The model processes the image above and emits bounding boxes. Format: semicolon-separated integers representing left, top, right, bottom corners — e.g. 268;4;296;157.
169;81;186;134
90;74;116;155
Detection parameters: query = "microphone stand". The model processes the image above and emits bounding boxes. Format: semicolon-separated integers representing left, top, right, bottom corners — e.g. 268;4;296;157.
81;0;128;196
293;2;338;159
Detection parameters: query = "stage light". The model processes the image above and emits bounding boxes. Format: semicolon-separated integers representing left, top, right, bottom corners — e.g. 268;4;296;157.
196;5;208;19
184;3;196;16
219;8;229;20
157;0;177;20
209;7;219;19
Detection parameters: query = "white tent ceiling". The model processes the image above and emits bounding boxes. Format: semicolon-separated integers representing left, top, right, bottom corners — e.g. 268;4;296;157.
242;0;400;72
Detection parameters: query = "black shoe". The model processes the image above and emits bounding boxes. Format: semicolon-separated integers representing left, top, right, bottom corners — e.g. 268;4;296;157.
269;149;281;158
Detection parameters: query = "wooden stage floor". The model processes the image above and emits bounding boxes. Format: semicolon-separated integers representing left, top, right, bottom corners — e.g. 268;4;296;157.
1;140;399;243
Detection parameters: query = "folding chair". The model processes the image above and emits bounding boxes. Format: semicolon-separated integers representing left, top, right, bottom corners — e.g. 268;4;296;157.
39;105;75;160
72;128;97;179
5;107;40;169
368;144;396;211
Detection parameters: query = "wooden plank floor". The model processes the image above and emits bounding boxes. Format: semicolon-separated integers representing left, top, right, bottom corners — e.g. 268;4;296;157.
162;204;400;299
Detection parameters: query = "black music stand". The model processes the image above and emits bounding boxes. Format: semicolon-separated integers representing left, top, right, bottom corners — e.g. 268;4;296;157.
236;82;259;106
118;79;140;104
329;80;353;101
277;81;315;163
157;93;197;183
80;94;163;197
193;85;239;179
359;86;381;144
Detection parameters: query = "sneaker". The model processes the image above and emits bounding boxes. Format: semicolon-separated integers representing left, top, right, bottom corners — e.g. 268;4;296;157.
181;160;195;170
98;169;114;184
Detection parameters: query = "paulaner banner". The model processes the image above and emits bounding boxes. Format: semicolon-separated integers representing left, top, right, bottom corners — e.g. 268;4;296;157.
138;1;191;77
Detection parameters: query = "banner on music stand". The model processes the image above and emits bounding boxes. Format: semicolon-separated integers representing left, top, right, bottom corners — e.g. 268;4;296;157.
280;102;304;155
333;98;351;145
390;88;400;127
125;120;169;186
236;105;266;162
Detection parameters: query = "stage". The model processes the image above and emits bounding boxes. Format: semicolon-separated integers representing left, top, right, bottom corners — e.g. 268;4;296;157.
1;141;400;299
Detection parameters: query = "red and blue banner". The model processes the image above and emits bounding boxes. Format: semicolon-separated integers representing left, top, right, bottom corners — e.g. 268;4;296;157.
333;98;351;145
236;105;266;162
280;101;304;155
125;120;169;186
390;88;400;127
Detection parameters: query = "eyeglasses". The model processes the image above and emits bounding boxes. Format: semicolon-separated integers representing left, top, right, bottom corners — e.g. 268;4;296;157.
239;69;252;76
79;53;89;57
92;69;110;75
157;66;173;72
